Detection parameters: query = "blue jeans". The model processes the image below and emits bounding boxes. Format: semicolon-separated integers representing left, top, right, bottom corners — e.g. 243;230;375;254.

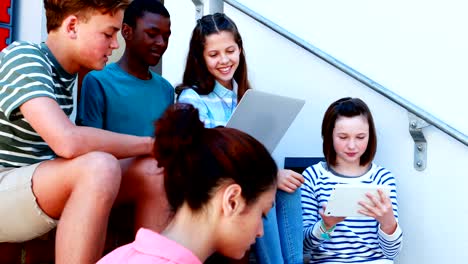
254;189;303;264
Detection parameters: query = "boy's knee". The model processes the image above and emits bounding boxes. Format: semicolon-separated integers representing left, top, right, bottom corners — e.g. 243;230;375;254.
84;151;120;174
80;152;122;196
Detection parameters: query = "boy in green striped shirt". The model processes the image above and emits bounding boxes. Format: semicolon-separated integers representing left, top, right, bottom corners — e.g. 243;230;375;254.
0;1;170;263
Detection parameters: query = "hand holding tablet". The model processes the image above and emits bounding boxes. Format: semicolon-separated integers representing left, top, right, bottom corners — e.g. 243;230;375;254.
324;184;392;217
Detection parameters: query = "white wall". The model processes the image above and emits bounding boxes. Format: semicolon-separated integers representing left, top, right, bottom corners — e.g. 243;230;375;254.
235;0;468;135
163;0;197;86
13;0;46;42
162;1;468;264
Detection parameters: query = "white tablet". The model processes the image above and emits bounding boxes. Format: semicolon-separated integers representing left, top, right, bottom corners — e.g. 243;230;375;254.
324;184;392;217
226;90;305;153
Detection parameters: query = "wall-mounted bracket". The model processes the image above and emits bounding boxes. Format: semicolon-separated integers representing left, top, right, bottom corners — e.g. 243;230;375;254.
192;0;204;20
408;113;430;171
192;0;224;19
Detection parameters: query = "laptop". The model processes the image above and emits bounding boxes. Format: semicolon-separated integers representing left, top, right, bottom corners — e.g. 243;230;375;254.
226;89;305;153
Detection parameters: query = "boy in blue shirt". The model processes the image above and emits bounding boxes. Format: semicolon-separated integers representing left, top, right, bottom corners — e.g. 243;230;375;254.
78;0;174;136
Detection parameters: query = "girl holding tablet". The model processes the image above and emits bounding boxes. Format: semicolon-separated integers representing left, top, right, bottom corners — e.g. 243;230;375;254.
301;97;403;263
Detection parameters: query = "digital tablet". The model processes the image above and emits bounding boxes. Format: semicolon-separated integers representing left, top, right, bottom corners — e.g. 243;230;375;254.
324;184;392;217
226;90;305;153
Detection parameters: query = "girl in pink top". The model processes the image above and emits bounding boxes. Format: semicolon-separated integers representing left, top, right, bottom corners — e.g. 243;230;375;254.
98;103;278;263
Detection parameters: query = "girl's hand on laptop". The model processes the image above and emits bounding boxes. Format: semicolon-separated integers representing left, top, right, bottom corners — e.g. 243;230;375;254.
277;169;305;193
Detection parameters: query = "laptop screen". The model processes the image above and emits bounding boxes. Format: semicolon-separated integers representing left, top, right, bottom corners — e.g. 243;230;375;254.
226;90;305;153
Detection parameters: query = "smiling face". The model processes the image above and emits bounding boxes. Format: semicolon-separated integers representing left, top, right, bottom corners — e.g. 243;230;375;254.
75;10;123;70
125;12;171;67
332;115;370;166
216;186;276;259
203;31;241;89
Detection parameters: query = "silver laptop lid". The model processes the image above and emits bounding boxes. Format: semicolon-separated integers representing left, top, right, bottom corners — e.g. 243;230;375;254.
226;90;305;153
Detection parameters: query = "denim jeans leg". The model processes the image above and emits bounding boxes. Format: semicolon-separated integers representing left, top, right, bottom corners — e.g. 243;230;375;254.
276;189;304;264
254;203;284;264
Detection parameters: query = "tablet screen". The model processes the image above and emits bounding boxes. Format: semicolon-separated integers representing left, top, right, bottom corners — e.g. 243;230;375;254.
324;184;392;217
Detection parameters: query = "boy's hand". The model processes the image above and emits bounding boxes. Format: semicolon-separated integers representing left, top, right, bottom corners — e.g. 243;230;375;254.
147;137;156;156
358;189;397;234
277;169;305;193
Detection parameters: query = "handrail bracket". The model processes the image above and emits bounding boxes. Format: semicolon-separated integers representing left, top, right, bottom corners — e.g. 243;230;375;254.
408;113;429;171
192;0;203;19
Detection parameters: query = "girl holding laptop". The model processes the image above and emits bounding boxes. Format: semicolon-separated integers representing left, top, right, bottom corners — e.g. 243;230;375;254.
177;13;304;264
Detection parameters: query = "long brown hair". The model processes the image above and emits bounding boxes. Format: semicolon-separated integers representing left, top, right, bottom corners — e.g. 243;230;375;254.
176;13;250;102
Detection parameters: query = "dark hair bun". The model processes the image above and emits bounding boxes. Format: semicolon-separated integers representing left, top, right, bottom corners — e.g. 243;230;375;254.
153;103;277;212
153;103;204;167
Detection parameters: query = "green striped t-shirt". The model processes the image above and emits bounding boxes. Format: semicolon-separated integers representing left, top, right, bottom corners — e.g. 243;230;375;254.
0;41;76;167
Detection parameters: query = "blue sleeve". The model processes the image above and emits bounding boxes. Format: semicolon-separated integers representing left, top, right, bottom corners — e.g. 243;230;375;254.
77;72;105;128
301;165;322;251
167;82;175;104
158;76;175;105
177;89;210;125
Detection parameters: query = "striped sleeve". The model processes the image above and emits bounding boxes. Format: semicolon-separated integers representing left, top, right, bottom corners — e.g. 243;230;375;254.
374;168;404;258
0;42;56;120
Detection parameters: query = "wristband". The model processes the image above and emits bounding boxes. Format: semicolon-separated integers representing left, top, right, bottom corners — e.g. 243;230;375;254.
319;220;336;240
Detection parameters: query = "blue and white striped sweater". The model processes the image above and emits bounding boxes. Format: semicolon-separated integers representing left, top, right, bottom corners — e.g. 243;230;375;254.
301;162;403;263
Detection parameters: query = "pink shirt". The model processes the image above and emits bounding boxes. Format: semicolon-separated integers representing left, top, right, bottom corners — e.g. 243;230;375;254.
98;228;202;264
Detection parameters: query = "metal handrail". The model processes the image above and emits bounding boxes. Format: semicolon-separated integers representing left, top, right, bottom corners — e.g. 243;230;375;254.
224;0;467;147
